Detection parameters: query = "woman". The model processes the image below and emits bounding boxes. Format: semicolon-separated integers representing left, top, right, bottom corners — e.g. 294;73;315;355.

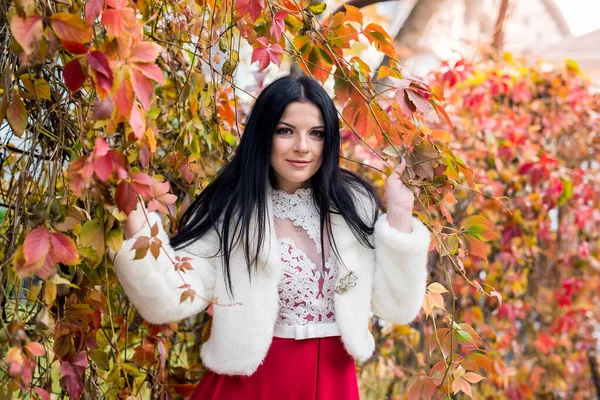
112;74;431;399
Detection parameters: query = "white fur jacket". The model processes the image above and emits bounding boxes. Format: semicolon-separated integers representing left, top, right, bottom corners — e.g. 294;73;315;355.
111;185;431;376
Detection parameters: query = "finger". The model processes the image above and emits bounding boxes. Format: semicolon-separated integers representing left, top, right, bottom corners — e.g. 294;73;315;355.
394;157;406;176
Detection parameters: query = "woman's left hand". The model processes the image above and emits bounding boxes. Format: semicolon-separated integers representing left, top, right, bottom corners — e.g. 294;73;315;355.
385;158;419;232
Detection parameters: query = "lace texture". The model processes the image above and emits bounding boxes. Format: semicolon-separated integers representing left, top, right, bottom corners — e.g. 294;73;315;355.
271;188;321;253
275;237;338;326
271;188;340;327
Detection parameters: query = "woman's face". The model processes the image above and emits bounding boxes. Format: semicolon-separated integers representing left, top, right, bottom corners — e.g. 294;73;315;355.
270;101;325;194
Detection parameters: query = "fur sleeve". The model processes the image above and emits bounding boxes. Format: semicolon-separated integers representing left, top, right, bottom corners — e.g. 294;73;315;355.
109;212;217;324
370;214;431;325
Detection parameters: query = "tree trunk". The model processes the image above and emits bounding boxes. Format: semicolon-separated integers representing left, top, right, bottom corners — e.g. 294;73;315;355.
491;0;509;52
374;0;446;90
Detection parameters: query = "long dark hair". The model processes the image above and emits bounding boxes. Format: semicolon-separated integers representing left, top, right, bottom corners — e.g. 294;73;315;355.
170;74;382;299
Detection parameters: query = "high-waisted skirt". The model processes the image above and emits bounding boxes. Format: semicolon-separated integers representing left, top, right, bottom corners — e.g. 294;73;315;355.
189;335;360;400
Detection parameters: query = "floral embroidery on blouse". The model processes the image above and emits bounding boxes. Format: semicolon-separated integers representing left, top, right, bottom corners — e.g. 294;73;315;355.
271;188;339;326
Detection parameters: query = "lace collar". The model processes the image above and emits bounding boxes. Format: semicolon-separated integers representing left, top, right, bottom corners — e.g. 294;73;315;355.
270;187;321;249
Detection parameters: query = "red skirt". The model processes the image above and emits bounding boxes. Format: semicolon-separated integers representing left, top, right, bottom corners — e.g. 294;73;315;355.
189;336;360;400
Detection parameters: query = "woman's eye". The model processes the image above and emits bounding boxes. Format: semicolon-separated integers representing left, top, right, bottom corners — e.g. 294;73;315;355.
276;128;292;135
311;130;325;138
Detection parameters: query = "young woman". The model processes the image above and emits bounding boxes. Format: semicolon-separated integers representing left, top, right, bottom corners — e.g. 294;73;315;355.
112;74;431;399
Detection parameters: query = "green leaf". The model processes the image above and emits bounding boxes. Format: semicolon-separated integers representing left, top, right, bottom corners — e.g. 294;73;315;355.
306;2;326;15
106;226;124;253
89;349;110;370
80;219;105;256
557;177;573;206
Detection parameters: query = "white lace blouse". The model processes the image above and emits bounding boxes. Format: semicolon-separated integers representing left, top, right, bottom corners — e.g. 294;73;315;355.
271;188;341;338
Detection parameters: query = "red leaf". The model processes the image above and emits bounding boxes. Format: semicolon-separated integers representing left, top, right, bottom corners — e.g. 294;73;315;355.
251;37;283;70
85;0;105;25
87;51;113;97
32;388;50;400
236;0;265;21
270;10;288;41
50;232;80;265
106;0;127;8
130;67;154;110
60;360;84;400
10;14;43;54
130;172;154;198
60;40;88;54
109;150;129;179
50;13;92;43
64;58;87;92
134;62;165;84
147;199;169;214
115;181;138;215
129;41;162;63
129;101;146;139
91;96;115;120
37;252;57;280
24;227;51;267
72;352;88;375
93;151;113;182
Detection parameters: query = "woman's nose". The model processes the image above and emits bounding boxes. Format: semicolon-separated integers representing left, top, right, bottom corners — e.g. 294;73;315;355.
293;133;309;152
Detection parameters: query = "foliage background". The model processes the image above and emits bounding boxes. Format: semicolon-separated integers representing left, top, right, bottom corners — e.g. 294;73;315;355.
1;0;599;398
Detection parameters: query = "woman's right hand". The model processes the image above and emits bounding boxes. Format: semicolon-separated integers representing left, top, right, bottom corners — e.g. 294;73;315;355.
123;200;148;239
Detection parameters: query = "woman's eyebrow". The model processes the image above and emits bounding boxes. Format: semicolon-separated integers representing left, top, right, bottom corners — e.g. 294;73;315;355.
278;121;325;129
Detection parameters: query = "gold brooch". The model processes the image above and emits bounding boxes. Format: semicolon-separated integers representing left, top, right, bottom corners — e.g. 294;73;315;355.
334;271;357;295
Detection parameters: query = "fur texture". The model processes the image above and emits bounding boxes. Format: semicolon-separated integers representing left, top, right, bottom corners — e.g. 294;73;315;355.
111;186;431;376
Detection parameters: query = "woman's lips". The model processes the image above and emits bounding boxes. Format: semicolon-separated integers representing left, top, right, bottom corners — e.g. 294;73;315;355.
287;160;311;168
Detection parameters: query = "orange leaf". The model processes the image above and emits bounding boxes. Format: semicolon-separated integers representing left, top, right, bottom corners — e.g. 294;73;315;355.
465;234;488;261
50;13;92;43
129;41;162;63
130;67;154;110
342;99;381;144
461;215;499;241
49;233;80;265
113;70;134;120
150;238;161;259
10;14;43;55
129;101;146;139
363;23;397;59
24;342;46;357
431;129;451;143
458;378;473;398
293;35;333;84
462;372;484;384
427;282;449;294
101;9;125;37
